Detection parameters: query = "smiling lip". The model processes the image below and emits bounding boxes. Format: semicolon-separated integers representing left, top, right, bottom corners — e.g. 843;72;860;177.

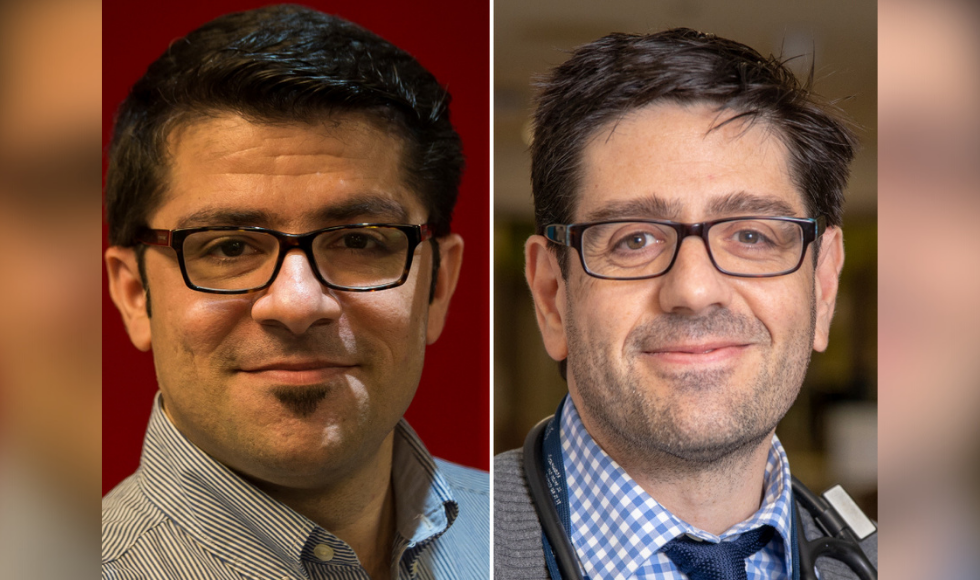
239;361;356;385
643;342;750;365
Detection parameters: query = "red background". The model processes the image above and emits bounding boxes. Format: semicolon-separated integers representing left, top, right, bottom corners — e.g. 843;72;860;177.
103;0;490;495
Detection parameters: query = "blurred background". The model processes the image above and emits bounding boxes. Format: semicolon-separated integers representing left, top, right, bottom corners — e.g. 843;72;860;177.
0;0;101;577
879;1;980;578
493;0;878;519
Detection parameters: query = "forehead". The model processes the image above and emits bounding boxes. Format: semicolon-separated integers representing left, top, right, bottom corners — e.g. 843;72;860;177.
150;112;421;230
574;102;804;222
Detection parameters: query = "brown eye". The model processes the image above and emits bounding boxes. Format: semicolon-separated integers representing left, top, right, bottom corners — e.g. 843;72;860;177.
343;233;370;249
216;240;247;256
626;233;649;249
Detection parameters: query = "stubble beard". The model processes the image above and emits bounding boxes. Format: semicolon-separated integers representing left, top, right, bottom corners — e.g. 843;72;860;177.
566;300;815;471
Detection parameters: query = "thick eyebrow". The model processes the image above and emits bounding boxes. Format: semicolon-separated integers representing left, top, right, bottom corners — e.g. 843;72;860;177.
706;191;800;218
172;195;411;230
312;196;410;224
582;196;683;223
175;208;270;229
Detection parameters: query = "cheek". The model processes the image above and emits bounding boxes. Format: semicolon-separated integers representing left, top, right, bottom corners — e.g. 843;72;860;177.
344;276;429;363
340;277;428;420
150;284;251;363
568;277;649;353
733;277;812;344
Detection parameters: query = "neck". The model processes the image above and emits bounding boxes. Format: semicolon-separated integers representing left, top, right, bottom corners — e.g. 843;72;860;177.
248;433;397;580
576;410;772;536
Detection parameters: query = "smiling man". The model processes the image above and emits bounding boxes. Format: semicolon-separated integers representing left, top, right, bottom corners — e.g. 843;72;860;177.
494;30;876;579
102;6;487;580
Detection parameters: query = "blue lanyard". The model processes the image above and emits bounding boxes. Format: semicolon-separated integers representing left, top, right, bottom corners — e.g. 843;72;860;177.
790;492;801;580
534;395;800;580
538;396;587;580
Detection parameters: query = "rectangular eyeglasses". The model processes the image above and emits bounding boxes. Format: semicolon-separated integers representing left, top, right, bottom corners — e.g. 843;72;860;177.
544;216;824;279
136;223;432;293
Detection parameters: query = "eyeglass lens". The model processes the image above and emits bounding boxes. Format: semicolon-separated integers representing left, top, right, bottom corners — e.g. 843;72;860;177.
180;226;412;291
580;219;806;278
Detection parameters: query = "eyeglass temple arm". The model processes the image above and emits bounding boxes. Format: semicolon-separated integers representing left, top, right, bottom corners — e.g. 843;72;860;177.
135;228;173;247
543;224;570;246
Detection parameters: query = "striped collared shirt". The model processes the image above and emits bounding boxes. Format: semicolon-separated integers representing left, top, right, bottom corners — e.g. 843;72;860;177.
561;398;794;580
103;395;489;579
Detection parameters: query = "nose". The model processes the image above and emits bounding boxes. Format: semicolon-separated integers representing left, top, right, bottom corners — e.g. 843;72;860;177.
657;236;733;314
251;249;342;335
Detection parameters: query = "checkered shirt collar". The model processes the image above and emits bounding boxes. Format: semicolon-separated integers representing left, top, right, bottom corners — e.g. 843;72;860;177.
560;397;795;579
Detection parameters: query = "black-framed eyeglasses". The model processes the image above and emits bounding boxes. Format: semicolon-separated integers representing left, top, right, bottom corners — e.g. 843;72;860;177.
544;216;825;279
136;223;433;294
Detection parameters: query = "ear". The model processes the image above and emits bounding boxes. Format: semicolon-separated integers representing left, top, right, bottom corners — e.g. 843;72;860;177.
425;234;464;344
812;226;845;352
105;246;152;352
525;235;568;362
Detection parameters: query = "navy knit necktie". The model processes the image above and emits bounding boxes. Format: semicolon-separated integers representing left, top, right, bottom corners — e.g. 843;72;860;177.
661;525;775;580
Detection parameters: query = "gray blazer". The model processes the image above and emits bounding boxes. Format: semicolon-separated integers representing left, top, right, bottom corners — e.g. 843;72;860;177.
494;448;877;579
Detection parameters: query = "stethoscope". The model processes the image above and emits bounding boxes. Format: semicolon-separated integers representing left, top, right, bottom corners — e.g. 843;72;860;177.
522;402;878;580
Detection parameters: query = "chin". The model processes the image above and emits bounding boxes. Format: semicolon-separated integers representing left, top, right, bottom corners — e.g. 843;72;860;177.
235;440;354;486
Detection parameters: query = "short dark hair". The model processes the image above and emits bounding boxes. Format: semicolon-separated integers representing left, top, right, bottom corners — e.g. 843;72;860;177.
531;28;857;268
106;4;463;249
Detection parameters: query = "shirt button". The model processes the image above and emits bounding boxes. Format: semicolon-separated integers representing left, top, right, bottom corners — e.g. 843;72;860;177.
313;543;335;562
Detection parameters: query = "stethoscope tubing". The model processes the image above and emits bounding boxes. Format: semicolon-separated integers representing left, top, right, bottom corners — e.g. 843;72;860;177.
523;416;589;580
522;415;877;580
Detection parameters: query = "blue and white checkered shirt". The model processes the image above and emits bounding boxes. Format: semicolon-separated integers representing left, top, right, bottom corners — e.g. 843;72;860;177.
561;398;794;580
103;394;489;579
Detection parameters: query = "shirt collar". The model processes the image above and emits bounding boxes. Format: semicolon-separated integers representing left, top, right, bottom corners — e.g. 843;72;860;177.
390;419;459;563
138;393;458;579
560;396;795;579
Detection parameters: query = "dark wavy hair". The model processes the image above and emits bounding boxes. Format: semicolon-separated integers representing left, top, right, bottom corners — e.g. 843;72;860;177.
106;4;464;249
531;29;857;274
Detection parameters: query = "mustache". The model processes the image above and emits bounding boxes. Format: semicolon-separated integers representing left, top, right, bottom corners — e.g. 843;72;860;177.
626;309;770;352
217;331;363;370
